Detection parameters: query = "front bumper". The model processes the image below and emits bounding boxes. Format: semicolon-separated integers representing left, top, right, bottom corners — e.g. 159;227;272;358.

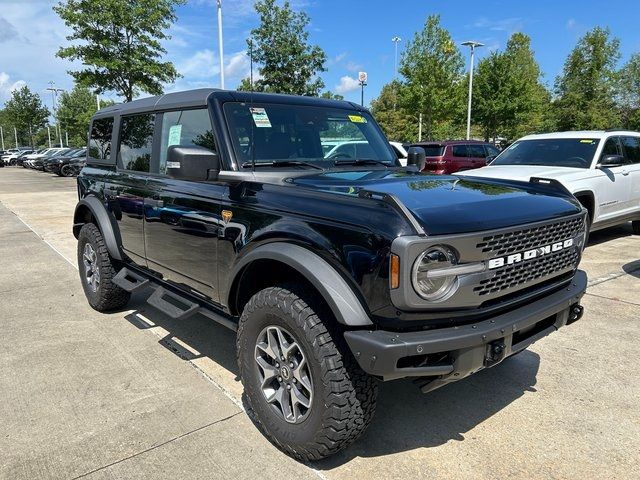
345;270;587;392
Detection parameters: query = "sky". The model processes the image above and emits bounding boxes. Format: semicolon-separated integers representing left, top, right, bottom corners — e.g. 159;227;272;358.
0;0;639;114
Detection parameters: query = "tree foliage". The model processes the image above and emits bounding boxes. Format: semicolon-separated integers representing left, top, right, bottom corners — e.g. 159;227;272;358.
473;33;550;141
57;86;109;147
238;0;327;96
616;53;640;130
553;27;620;130
54;0;185;102
398;15;466;140
1;86;50;147
370;80;414;141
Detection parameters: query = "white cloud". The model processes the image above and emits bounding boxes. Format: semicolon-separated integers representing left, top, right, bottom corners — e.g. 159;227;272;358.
345;60;362;73
473;17;524;33
335;75;360;94
0;72;26;102
224;51;250;78
0;16;18;43
178;49;219;79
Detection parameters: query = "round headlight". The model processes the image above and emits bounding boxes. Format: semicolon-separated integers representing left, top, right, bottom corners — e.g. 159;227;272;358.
412;246;458;301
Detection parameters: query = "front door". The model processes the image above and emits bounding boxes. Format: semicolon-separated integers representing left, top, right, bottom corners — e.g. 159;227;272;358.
620;136;640;213
143;108;225;304
592;136;632;222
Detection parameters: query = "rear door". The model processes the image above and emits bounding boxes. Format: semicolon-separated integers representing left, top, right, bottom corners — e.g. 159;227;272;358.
143;108;225;304
620;136;640;213
107;113;156;266
450;144;470;173
467;144;488;169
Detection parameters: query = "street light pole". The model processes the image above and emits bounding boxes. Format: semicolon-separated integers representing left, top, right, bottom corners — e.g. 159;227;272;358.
0;126;4;151
462;41;484;140
217;0;225;89
47;82;65;148
14;127;18;148
391;36;401;78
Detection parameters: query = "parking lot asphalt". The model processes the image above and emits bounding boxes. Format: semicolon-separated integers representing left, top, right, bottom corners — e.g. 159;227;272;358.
1;167;639;479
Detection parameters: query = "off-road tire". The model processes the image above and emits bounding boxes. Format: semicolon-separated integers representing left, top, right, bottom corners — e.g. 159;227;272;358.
237;286;378;461
632;220;640;235
77;223;130;311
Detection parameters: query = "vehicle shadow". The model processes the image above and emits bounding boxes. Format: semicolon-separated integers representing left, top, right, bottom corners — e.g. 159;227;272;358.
622;260;640;278
119;291;540;463
313;351;540;467
586;223;633;247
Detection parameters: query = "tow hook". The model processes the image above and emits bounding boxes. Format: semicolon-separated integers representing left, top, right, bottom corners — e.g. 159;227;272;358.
485;340;507;367
567;304;584;325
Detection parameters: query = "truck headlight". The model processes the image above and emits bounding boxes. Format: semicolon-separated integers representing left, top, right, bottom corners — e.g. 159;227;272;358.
412;246;458;301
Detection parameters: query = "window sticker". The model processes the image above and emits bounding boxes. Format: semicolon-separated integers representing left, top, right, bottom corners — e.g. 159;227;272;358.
250;107;272;128
348;115;367;123
580;139;596;144
168;125;182;146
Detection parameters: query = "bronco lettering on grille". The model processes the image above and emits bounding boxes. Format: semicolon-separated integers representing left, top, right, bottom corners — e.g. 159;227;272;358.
487;239;574;270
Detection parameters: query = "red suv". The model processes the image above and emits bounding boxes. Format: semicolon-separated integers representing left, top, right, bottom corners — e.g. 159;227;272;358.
409;140;501;174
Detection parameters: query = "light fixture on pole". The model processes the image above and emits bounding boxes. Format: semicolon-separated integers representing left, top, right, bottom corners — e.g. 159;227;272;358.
217;0;225;89
391;36;401;78
461;41;483;140
46;82;65;148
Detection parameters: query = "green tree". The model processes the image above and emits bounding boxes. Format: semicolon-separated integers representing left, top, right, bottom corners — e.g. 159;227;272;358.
2;86;50;147
320;91;344;100
370;80;414;141
238;0;327;96
473;33;551;141
56;86;103;147
553;27;620;130
398;15;465;140
616;53;640;130
54;0;185;102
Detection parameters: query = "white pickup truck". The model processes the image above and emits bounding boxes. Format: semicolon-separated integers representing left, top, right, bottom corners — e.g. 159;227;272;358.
457;131;640;234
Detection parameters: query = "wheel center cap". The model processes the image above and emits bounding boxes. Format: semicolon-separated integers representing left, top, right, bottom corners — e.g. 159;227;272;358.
280;366;291;380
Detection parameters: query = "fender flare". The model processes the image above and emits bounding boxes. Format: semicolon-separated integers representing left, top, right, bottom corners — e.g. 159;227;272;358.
229;243;373;326
572;190;595;221
73;196;123;261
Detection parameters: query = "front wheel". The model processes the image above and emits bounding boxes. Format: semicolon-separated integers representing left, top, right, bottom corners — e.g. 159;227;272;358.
237;286;378;461
77;223;130;311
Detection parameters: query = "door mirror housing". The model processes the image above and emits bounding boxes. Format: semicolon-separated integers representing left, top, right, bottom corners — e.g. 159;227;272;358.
406;146;426;171
166;145;220;181
597;154;625;169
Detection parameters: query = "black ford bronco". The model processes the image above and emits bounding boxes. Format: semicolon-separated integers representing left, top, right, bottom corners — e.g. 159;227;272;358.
74;89;588;460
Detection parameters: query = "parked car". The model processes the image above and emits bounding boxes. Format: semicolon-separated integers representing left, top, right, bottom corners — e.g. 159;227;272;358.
457;131;640;235
45;148;86;175
389;141;408;166
3;149;34;165
61;156;86;177
408;140;501;174
73;89;587;460
31;148;73;170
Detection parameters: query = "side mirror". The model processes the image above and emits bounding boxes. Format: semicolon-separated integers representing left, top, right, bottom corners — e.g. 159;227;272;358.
406;146;426;171
597;154;625;169
166;145;220;181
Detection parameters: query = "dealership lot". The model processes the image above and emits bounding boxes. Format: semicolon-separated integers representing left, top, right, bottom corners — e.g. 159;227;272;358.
1;168;639;479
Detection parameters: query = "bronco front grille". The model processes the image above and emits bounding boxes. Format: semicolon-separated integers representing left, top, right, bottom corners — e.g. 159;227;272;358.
474;247;580;296
476;216;584;257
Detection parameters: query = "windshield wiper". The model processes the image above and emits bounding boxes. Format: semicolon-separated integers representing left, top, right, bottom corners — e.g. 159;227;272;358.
333;158;391;167
241;160;324;170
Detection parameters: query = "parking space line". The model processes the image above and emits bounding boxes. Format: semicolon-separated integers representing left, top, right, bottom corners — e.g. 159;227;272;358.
585;292;640;307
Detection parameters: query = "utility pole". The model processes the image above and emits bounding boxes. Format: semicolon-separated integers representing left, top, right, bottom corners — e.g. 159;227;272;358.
217;0;225;89
65;131;69;147
391;36;401;78
14;127;18;148
462;41;484;140
47;82;65;148
96;94;101;110
0;126;4;151
418;113;423;142
47;126;52;148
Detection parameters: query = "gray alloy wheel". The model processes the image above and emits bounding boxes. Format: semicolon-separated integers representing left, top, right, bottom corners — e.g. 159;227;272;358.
255;325;313;424
82;243;101;293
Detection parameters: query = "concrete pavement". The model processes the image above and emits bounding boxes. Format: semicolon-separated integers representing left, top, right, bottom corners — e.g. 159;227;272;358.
1;167;638;479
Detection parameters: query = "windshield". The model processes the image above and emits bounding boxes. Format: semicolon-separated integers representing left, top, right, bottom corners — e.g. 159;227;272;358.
491;138;599;168
223;102;395;167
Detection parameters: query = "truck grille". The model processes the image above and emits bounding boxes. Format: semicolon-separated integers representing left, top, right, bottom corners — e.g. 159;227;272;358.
474;247;580;296
476;216;585;257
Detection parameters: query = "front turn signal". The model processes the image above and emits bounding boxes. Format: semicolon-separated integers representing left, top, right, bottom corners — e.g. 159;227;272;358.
390;254;400;289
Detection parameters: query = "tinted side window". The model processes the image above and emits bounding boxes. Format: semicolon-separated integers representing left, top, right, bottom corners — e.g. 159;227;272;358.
485;145;500;157
600;137;620;159
468;144;486;157
452;145;469;157
119;114;155;172
159;109;215;174
622;136;640;164
88;117;114;162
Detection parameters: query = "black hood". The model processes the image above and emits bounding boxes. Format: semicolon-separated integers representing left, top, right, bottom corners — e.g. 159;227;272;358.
289;170;582;235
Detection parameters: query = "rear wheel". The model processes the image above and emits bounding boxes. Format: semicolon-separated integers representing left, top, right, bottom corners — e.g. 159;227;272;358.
237;286;377;461
60;164;74;177
77;223;130;311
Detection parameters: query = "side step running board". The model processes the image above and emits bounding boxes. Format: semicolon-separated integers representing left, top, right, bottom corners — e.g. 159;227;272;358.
113;268;150;293
147;287;200;321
